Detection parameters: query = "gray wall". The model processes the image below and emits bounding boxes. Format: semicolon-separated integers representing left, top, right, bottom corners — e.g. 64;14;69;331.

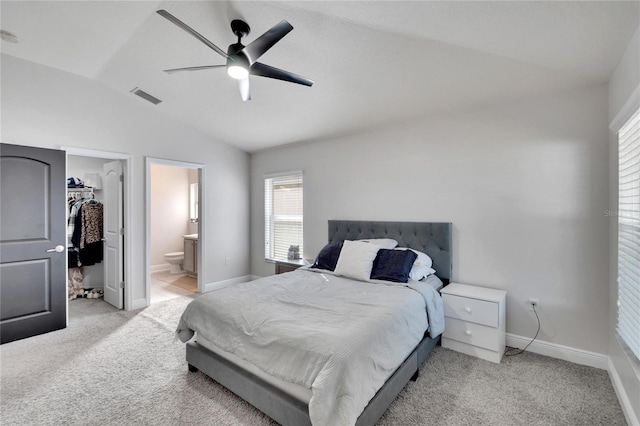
1;54;251;308
251;83;610;356
608;22;640;426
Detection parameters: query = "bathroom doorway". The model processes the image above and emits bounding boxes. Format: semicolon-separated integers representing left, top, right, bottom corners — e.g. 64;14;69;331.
145;158;204;305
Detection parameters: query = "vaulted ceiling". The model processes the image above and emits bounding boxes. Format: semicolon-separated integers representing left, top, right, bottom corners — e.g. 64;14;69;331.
1;1;638;152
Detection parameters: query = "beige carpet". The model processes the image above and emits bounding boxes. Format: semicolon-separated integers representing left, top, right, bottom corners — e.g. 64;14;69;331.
158;274;198;292
0;295;627;426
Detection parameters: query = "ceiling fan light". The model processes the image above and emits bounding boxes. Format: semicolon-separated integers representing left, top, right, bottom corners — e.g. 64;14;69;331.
227;65;249;80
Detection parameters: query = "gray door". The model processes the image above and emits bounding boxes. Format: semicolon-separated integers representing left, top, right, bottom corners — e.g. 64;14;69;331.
0;143;67;344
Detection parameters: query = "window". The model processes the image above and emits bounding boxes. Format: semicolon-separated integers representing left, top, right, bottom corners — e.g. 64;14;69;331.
264;172;303;261
618;107;640;361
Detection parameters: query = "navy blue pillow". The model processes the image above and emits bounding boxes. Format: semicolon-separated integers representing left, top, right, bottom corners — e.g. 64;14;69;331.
310;242;343;271
370;249;418;283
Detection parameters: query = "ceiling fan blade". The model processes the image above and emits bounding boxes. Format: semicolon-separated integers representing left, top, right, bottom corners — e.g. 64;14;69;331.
241;21;293;64
250;62;314;87
163;65;226;74
237;77;251;101
157;10;228;59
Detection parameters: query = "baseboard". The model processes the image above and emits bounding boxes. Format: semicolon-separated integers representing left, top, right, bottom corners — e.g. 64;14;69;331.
131;298;148;310
506;333;608;370
150;263;170;273
203;275;255;293
608;357;640;426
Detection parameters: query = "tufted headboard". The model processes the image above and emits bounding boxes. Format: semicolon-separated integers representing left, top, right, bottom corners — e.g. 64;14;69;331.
328;220;452;284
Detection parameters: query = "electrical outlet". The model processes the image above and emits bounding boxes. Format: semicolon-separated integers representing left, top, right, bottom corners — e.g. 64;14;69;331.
225;257;231;266
528;297;540;311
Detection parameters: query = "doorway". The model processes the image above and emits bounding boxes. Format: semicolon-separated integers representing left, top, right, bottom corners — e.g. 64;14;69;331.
64;147;132;310
145;158;204;305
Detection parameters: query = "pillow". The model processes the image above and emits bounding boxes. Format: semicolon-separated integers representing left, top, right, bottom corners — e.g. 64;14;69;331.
310;242;343;271
334;240;381;281
370;249;418;283
410;249;433;268
357;238;398;249
409;264;437;281
392;248;435;280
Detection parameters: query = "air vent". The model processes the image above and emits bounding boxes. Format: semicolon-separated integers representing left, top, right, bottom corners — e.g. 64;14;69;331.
130;87;162;105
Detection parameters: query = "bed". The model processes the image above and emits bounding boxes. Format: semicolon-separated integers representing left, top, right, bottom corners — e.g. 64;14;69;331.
176;220;452;425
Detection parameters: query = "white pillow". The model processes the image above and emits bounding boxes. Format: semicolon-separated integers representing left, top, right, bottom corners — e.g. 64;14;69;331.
409;264;436;281
395;248;433;268
393;248;435;280
357;238;398;249
334;240;381;281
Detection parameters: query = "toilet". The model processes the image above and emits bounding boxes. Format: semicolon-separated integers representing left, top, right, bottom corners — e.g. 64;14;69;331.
164;252;184;274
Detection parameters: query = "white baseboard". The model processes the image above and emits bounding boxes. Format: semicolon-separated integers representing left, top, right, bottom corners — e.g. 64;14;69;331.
608;357;640;426
203;275;255;293
131;298;148;310
506;333;608;370
150;263;171;273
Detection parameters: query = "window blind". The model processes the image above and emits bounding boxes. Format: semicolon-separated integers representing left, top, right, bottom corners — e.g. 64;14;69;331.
618;107;640;361
264;172;303;261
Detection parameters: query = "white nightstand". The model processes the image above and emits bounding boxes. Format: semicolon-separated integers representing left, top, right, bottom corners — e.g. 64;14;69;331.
440;283;506;363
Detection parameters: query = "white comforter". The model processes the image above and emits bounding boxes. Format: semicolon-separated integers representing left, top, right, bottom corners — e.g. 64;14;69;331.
176;269;444;426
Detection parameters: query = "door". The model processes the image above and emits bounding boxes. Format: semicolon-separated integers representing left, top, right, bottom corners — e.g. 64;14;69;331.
103;160;124;309
0;143;67;344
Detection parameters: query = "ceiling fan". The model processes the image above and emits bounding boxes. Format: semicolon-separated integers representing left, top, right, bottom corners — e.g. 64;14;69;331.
156;10;314;101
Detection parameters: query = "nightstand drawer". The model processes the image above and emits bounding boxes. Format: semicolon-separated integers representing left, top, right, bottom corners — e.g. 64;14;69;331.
442;294;499;328
275;260;306;274
443;317;502;352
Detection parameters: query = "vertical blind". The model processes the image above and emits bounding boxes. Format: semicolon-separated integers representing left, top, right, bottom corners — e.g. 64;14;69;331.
618;107;640;361
264;172;303;261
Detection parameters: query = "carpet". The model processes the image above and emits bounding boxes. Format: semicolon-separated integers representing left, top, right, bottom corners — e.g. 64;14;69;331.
0;296;626;426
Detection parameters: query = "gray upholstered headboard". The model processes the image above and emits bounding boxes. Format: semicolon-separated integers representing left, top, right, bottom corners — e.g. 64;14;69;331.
328;220;452;284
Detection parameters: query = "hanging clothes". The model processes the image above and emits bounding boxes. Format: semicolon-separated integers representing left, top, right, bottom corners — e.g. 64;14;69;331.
67;193;104;267
78;202;104;266
66;187;103;299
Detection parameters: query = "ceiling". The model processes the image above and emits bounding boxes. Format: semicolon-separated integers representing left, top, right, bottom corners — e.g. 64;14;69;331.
1;1;638;152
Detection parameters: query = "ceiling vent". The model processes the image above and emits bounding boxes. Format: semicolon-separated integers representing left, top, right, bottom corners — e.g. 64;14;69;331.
130;87;162;105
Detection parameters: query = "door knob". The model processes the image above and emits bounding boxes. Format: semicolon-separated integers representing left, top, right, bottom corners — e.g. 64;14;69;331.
46;245;65;253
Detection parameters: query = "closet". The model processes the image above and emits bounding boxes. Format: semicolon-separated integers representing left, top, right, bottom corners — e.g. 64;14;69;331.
67;155;124;307
67;185;103;299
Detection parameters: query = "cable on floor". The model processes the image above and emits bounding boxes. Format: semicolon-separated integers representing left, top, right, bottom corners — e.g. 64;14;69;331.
504;303;540;357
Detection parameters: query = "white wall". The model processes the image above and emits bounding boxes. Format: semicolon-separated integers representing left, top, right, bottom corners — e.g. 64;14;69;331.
1;54;251;308
251;83;610;355
150;164;190;268
608;21;640;426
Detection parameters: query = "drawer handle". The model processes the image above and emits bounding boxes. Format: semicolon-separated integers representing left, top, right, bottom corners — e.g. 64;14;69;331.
464;307;472;313
465;330;472;336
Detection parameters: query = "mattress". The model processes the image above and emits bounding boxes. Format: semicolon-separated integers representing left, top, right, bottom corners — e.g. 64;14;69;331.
181;271;442;424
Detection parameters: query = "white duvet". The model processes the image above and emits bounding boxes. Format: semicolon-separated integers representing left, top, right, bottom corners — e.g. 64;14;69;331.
176;269;444;426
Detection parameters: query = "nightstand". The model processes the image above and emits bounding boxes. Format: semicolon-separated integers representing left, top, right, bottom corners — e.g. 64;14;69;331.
440;283;506;363
275;259;306;274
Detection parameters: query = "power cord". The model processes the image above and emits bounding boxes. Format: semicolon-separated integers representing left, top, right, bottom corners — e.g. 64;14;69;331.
504;303;540;357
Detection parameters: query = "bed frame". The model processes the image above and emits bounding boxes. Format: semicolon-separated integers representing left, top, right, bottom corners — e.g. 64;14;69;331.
186;220;452;425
